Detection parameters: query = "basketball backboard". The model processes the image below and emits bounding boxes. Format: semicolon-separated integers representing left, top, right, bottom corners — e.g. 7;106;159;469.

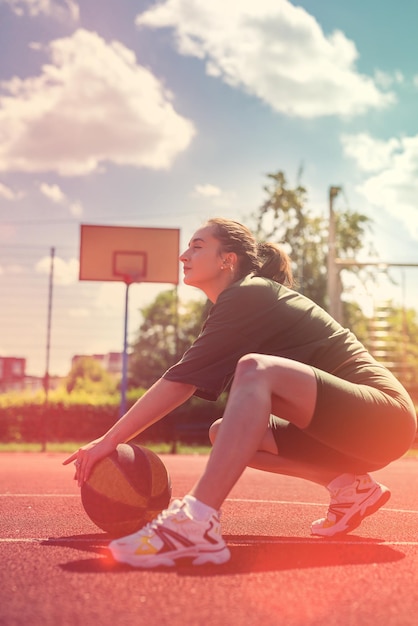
79;224;180;284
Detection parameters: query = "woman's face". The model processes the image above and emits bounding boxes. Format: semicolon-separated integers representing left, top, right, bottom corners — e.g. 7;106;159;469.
179;225;227;296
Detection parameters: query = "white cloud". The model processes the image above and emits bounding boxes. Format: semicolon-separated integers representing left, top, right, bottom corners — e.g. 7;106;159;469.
69;200;82;217
194;184;222;198
342;132;418;239
39;182;65;203
0;29;195;176
374;69;404;89
1;0;79;21
0;182;22;200
340;133;401;173
35;255;79;285
39;181;83;216
192;183;237;208
136;0;394;119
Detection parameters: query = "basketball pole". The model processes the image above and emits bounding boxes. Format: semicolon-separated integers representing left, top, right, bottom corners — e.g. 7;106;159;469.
42;246;55;452
120;279;131;419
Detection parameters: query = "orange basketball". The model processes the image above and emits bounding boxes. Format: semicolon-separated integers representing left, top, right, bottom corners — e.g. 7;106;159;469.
81;443;171;537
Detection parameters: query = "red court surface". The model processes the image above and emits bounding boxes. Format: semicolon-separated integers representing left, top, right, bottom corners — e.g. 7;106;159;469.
1;452;418;626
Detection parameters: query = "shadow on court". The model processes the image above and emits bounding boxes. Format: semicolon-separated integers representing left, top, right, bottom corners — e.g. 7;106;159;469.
42;533;405;576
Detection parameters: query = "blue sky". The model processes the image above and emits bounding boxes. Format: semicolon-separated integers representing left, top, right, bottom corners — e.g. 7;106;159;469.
1;0;418;377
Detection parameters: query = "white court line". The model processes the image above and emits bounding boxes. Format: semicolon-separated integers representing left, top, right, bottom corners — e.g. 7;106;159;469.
1;537;418;547
0;494;78;497
1;493;418;515
227;498;418;515
229;538;418;547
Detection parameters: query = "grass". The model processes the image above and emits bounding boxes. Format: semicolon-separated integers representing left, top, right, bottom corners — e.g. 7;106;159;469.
0;441;416;457
0;441;212;455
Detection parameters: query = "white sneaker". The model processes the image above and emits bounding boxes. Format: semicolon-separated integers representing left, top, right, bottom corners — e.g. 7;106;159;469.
311;474;391;537
109;499;231;568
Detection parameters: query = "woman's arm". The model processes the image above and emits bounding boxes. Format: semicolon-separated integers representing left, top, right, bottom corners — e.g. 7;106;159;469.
104;377;196;445
63;378;196;484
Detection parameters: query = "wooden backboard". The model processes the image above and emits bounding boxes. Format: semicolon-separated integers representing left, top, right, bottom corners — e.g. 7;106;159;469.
79;224;180;284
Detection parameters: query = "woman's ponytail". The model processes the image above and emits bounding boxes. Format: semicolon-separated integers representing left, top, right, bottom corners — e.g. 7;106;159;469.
255;242;294;287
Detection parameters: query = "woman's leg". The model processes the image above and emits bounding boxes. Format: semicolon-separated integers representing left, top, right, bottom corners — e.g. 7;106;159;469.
189;353;318;510
209;418;341;486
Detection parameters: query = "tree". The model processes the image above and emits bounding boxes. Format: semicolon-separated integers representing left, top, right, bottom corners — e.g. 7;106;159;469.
129;289;210;389
66;356;118;395
252;171;373;315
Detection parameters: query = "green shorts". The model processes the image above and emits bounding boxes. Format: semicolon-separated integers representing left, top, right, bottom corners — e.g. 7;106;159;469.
270;356;417;474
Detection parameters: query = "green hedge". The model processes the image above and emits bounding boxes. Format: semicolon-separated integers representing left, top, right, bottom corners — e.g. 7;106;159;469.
0;394;226;445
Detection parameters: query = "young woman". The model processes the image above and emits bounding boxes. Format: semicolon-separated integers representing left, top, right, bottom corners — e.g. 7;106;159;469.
64;218;417;568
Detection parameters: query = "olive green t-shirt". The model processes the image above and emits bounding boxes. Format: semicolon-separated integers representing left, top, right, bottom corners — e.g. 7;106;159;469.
163;275;366;400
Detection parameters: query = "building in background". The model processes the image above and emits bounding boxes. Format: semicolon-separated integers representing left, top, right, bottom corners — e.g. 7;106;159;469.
0;356;64;394
0;356;26;392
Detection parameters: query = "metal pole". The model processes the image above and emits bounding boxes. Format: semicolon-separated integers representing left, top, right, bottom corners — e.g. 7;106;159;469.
327;186;341;321
42;246;55;452
119;281;130;418
401;270;408;378
174;285;179;361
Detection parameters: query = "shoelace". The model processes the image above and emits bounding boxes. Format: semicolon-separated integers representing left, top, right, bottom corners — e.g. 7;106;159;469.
141;500;184;533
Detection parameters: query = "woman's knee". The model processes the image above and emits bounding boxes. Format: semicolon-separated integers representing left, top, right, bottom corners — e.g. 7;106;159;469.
234;353;267;384
233;354;291;395
208;418;223;444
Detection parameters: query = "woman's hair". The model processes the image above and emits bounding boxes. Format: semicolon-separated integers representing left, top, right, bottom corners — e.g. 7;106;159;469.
206;217;294;287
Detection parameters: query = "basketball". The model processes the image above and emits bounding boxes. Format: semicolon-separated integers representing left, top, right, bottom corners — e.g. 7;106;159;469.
80;443;172;537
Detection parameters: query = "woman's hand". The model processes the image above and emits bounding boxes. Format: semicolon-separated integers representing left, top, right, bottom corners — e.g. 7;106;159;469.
63;436;117;487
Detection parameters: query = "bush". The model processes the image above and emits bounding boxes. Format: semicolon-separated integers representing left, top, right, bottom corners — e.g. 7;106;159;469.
0;388;226;445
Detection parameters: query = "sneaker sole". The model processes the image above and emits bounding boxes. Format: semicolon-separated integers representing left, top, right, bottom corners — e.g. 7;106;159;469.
311;485;391;538
109;544;231;568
